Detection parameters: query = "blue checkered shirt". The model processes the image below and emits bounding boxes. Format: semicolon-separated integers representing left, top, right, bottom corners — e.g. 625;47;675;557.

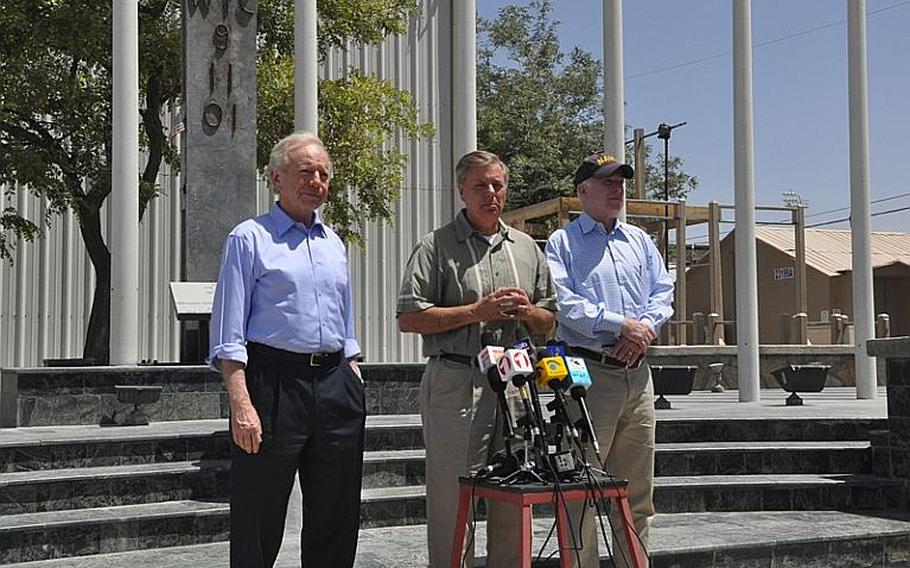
545;213;674;351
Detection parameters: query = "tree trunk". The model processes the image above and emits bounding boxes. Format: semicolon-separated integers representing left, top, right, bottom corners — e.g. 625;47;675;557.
79;205;111;365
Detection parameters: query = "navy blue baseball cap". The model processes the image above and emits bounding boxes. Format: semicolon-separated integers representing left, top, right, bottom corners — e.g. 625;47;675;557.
574;152;634;187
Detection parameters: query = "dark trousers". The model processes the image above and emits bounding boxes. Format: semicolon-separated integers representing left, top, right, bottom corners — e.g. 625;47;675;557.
230;343;366;568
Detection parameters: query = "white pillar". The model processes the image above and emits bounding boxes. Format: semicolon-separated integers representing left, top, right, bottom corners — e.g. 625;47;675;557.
295;0;319;133
733;0;760;402
110;0;140;365
848;0;877;398
603;0;626;221
452;0;477;164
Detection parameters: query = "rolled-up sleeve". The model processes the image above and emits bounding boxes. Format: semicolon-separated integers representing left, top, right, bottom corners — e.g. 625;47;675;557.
397;237;438;314
207;233;255;371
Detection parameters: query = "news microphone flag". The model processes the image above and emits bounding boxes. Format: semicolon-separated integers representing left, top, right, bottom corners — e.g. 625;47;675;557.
565;356;593;390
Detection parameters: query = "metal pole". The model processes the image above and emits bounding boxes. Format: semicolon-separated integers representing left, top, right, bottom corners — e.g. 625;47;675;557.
603;0;625;221
733;0;760;402
794;205;808;342
453;0;477;166
848;0;877;398
110;0;140;365
295;0;319;133
708;201;725;344
633;128;645;199
662;134;670;266
675;200;687;345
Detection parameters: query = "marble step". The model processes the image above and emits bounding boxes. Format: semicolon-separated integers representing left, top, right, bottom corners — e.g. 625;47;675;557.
8;510;910;567
0;415;424;473
360;473;908;528
0;500;230;564
0;440;872;516
0;474;905;563
0;412;885;476
363;441;873;489
0;460;230;515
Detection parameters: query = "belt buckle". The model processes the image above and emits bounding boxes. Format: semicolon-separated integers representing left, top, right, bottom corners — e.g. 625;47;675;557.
309;353;325;367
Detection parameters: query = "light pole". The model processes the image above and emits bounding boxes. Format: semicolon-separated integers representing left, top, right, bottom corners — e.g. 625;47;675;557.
656;121;687;268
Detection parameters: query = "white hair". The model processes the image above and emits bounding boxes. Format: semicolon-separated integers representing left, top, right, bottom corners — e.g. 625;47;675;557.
267;132;333;189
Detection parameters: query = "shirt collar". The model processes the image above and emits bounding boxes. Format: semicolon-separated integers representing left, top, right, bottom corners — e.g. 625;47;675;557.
270;202;325;237
579;211;627;238
454;208;513;243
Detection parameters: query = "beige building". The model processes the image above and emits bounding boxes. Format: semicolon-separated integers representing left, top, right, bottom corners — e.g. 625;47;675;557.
686;227;910;343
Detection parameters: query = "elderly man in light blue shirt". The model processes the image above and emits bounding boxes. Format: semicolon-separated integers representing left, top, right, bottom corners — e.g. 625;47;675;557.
208;132;364;568
546;152;674;568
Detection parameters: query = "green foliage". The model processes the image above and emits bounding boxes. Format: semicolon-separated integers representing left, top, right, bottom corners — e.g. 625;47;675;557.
0;0;181;260
477;0;602;209
257;0;434;245
625;138;699;201
478;0;697;211
258;0;416;60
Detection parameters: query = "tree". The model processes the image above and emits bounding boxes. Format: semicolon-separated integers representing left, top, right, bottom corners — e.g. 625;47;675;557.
0;0;433;362
0;1;181;363
477;0;697;211
625;139;699;201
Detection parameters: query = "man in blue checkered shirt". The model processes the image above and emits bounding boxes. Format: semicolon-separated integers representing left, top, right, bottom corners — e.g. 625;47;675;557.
545;152;674;568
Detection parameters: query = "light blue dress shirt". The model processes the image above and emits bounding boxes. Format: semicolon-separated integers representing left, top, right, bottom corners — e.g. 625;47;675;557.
545;212;674;351
207;203;361;370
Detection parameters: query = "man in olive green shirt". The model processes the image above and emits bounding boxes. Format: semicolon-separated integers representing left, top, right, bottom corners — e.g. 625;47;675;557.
398;150;556;567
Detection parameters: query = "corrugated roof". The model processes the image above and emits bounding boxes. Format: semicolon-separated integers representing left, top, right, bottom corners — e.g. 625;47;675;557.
748;227;910;276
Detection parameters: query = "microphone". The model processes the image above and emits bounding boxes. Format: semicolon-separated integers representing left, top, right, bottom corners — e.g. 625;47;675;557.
478;333;515;444
565;356;601;456
498;348;543;444
477;345;506;391
535;355;569;390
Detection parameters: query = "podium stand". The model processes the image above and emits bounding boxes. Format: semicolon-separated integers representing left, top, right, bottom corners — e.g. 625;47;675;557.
450;475;646;568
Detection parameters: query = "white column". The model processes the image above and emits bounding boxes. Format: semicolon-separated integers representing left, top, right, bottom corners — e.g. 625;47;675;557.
110;0;140;365
452;0;477;163
848;0;877;398
603;0;626;221
733;0;760;402
295;0;319;133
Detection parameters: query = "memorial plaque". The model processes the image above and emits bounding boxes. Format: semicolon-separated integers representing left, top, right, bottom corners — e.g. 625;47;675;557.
169;282;216;320
183;0;257;281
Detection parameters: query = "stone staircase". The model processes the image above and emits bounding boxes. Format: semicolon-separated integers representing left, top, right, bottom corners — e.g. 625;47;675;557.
0;365;908;566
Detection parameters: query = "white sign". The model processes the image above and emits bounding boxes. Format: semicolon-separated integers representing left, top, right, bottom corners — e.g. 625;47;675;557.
773;267;794;280
169;282;216;320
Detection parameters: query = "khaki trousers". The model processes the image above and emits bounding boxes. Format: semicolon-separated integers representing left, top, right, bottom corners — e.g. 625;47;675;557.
420;357;523;568
564;360;655;568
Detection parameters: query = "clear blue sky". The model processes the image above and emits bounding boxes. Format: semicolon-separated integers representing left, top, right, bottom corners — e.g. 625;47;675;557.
477;0;910;241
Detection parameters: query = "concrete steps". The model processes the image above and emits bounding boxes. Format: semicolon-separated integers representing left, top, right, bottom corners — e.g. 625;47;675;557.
7;510;910;567
0;500;230;564
0;363;902;565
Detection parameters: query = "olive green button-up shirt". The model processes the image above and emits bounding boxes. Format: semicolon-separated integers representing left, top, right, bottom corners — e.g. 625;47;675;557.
397;209;557;357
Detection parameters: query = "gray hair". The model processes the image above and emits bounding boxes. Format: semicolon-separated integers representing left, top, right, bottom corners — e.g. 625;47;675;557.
455;150;509;188
267;132;333;188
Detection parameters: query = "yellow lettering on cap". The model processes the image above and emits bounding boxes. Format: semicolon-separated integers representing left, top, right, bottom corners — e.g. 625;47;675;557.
595;154;616;166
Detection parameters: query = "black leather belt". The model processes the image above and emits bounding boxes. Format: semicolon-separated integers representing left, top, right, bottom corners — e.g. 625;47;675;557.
568;346;642;369
248;342;342;368
435;353;478;368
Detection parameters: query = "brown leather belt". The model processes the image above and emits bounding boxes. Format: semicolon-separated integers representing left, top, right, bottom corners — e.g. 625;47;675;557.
568;346;642;370
435;353;478;368
248;342;342;368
